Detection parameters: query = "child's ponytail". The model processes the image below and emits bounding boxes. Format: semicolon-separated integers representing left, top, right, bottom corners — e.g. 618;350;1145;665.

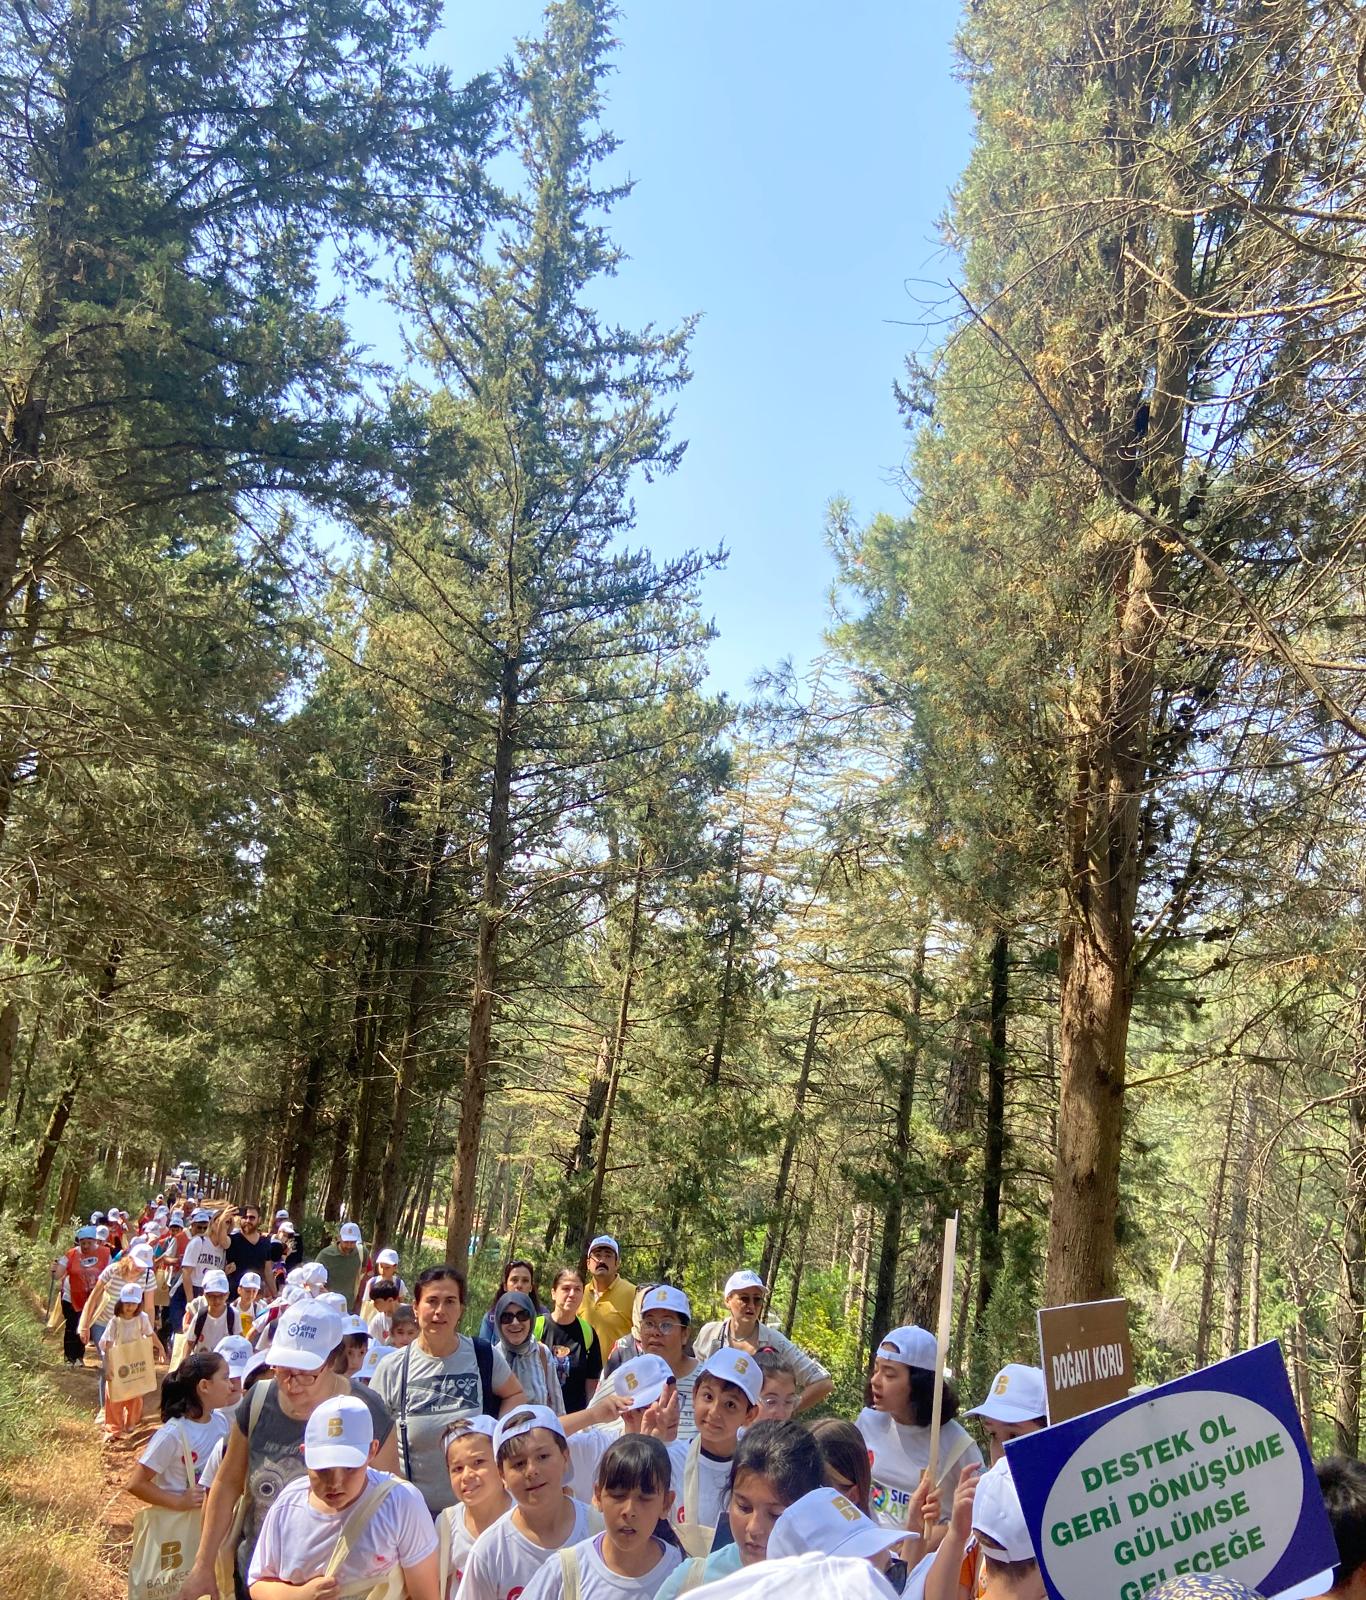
595;1434;681;1548
161;1351;224;1420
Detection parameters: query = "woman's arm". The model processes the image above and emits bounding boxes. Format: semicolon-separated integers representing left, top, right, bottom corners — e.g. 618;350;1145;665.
492;1371;527;1415
173;1418;250;1600
126;1460;203;1513
373;1428;400;1474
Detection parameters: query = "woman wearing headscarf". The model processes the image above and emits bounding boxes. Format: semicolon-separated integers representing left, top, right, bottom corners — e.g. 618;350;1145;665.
492;1290;564;1412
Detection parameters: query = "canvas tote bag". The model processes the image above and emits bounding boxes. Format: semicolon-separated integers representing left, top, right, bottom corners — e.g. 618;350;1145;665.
127;1427;203;1600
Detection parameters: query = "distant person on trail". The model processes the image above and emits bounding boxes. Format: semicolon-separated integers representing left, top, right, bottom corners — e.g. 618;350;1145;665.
100;1281;166;1439
358;1245;410;1314
316;1219;364;1305
175;1206;230;1335
856;1325;982;1533
225;1201;282;1292
584;1234;636;1353
536;1265;604;1413
54;1222;108;1367
693;1270;833;1414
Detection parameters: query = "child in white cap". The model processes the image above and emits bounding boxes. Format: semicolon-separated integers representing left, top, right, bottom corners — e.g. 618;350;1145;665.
247;1393;439;1599
520;1434;682;1600
184;1268;241;1354
99;1280;165;1438
235;1271;264;1337
963;1366;1047;1467
669;1347;762;1554
359;1247;411;1315
857;1325;983;1533
769;1485;907;1568
459;1405;604;1600
925;1458;1042;1600
438;1416;512;1594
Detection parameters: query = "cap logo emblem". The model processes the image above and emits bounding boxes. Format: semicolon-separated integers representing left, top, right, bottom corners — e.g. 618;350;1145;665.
994;1375;1010;1395
285;1321;317;1340
734;1357;749;1374
833;1494;861;1522
624;1372;639;1391
327;1416;344;1438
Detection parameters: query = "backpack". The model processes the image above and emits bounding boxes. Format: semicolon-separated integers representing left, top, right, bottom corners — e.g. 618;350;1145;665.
192;1303;239;1347
533;1312;594;1350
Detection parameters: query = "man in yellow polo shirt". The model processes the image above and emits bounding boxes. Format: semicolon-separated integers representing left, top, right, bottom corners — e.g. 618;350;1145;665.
583;1233;635;1352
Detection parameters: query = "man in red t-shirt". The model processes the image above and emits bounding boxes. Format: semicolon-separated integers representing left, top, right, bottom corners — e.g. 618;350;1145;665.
55;1226;110;1365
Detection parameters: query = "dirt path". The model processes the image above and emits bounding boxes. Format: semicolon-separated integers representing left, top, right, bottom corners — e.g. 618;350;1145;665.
0;1296;140;1600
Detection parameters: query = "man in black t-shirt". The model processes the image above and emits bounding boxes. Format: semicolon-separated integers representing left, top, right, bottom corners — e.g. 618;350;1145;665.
224;1203;283;1291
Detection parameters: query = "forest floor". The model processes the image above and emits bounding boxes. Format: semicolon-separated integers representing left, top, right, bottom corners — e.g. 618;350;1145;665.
0;1288;130;1599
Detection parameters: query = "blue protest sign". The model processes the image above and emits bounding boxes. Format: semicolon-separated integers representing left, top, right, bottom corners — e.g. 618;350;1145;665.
1004;1342;1336;1600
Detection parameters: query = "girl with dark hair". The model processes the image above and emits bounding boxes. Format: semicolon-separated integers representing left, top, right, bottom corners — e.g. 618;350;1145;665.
857;1324;982;1535
654;1419;826;1597
479;1259;546;1341
520;1435;683;1600
809;1416;874;1512
126;1351;235;1510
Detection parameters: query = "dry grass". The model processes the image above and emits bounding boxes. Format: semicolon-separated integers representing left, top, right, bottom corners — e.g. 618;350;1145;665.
0;1299;128;1600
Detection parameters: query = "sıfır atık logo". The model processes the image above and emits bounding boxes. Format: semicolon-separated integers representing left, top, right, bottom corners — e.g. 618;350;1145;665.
285;1321;318;1340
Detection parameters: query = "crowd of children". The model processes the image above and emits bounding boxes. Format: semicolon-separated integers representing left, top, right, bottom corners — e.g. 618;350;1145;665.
48;1197;1366;1600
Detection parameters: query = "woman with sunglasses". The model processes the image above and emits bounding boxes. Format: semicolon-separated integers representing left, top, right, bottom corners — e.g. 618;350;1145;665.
493;1289;565;1411
170;1302;398;1600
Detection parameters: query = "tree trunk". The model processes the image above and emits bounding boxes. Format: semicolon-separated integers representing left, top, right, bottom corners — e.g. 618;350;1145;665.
322;1114;351;1224
583;841;649;1244
868;921;929;1347
708;827;744;1090
1195;1089;1238;1368
977;930;1009;1319
23;942;121;1237
783;1195;812;1337
448;659;519;1263
760;998;822;1285
1336;975;1366;1454
1221;1081;1256;1358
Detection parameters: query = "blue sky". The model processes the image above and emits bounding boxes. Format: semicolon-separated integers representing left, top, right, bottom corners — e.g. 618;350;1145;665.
354;2;974;700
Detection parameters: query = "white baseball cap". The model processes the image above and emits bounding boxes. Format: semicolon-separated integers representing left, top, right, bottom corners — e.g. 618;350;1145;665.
278;1221;296;1235
966;1364;1048;1425
274;1209;290;1221
300;1261;329;1287
640;1283;691;1322
588;1234;620;1256
770;1487;907;1562
972;1459;1034;1563
267;1304;343;1372
699;1553;898;1600
876;1325;937;1370
339;1221;362;1243
239;1272;263;1291
217;1336;255;1377
357;1342;393;1382
342;1314;371;1338
493;1403;566;1457
304;1395;374;1469
317;1292;349;1315
129;1244;154;1269
191;1208;212;1223
95;1225;109;1241
203;1269;230;1295
724;1270;767;1296
169;1212;185;1226
604;1353;674;1409
443;1415;498;1450
698;1346;763;1406
376;1248;400;1267
118;1282;145;1305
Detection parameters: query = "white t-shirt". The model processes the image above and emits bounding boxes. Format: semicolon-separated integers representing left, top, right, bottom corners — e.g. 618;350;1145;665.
181;1235;226;1288
855;1409;982;1529
521;1533;683;1600
138;1414;230;1492
566;1421;623;1499
669;1439;730;1535
199;1435;226;1489
439;1499;515;1598
247;1469;437;1586
99;1311;153;1350
184;1296;239;1350
457;1501;604;1600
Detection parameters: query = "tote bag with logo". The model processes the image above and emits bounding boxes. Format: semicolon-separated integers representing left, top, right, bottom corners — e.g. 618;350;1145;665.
107;1335;158;1404
127;1427;203;1600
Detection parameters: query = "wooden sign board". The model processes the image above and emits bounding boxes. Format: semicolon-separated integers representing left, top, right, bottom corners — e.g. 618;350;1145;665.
1036;1296;1134;1423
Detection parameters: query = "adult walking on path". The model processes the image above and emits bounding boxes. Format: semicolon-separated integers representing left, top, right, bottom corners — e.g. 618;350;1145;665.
693;1270;833;1413
315;1219;364;1305
171;1303;398;1600
368;1265;526;1517
223;1203;282;1293
583;1234;635;1353
54;1223;109;1366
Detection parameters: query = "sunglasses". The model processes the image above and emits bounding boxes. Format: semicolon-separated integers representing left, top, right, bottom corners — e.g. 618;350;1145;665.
500;1310;531;1325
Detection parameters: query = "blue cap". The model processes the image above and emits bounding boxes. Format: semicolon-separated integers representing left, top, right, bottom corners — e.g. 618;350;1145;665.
191;1208;211;1223
75;1225;97;1241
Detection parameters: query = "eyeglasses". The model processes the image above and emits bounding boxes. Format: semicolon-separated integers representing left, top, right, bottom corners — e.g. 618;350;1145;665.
500;1310;531;1325
274;1366;326;1387
643;1318;683;1334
